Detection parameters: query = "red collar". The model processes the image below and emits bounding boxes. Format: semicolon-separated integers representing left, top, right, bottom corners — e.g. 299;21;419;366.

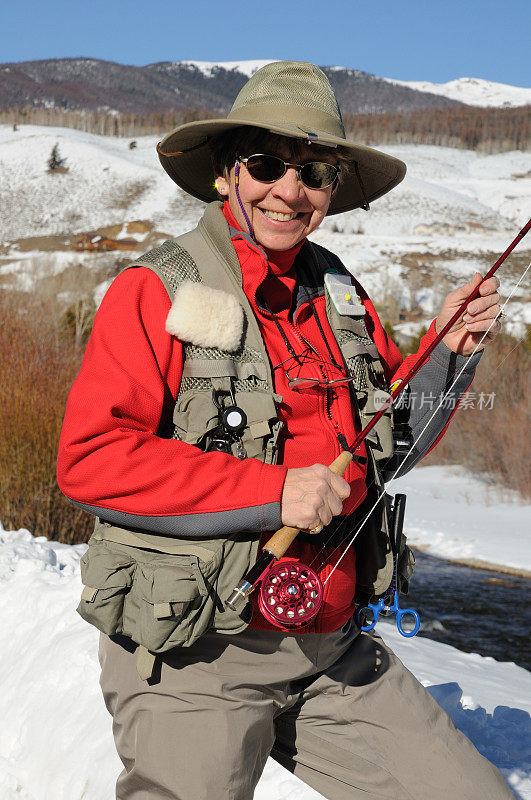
222;201;304;277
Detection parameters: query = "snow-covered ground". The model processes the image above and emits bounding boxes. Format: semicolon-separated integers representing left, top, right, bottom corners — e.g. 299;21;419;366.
2;126;528;242
0;465;529;800
1;125;529;337
392;465;531;574
384;76;531;108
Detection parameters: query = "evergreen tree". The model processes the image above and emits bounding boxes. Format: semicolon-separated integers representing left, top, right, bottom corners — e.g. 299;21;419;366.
47;143;66;172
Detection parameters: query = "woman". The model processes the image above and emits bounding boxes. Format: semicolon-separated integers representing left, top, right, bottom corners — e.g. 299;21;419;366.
58;61;510;799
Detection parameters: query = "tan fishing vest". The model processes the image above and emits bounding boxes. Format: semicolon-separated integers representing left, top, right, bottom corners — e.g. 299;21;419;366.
77;203;411;677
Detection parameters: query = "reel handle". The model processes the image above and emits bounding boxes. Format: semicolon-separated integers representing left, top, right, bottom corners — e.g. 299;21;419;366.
264;450;353;559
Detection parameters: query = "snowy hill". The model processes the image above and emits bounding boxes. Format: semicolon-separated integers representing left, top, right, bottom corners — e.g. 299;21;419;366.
1;124;529;337
0;465;530;799
384;76;531;108
0;57;462;114
180;62;531;109
177;59;276;78
162;62;531;109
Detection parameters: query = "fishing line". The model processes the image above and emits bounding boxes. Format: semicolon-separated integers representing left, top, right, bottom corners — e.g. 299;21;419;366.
478;263;530;380
226;221;530;621
323;260;531;584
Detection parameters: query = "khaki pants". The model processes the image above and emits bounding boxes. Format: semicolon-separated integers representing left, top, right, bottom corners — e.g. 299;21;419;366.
99;621;512;800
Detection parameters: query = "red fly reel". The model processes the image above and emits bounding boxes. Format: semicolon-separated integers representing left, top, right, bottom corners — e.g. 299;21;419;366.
258;561;324;627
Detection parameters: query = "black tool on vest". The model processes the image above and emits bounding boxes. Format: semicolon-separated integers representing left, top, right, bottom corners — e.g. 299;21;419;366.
381;389;414;480
207;388;248;458
355;493;420;637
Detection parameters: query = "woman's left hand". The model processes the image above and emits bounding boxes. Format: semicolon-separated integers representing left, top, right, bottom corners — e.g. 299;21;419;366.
435;273;502;356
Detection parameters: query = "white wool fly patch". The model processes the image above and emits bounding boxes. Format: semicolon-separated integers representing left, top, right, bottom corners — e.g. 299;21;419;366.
166;280;244;352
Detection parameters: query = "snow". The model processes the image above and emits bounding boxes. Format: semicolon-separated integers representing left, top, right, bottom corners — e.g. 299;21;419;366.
2;128;529;244
384;76;531;108
160;63;531;108
176;59;277;78
0;126;182;242
391;465;531;574
0;464;530;799
1;127;529;339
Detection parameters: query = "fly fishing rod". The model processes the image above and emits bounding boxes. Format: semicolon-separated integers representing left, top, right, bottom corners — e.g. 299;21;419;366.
226;218;531;625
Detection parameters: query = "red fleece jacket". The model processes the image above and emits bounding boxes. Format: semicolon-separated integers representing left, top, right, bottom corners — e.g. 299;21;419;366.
57;203;439;633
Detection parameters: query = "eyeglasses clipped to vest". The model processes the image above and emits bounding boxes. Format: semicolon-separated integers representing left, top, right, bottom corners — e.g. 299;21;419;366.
275;349;355;391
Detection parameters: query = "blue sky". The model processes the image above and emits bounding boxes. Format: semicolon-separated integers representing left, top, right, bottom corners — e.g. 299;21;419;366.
1;0;529;86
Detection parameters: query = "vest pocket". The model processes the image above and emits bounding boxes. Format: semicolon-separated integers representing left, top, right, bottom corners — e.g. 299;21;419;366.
77;540;136;636
128;549;222;652
77;536;225;651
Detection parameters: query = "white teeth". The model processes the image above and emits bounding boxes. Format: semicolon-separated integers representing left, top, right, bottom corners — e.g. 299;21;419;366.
262;210;298;221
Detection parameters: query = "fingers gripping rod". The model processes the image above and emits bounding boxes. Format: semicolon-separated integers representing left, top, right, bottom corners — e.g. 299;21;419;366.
346;218;531;460
226;451;352;611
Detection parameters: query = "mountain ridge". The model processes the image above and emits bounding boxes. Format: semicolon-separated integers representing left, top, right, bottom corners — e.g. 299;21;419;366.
0;57;464;115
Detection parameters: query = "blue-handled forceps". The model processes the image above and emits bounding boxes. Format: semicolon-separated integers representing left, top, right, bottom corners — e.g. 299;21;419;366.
356;590;420;637
356;493;421;638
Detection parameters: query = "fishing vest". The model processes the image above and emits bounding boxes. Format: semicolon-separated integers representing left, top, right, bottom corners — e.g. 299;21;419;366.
77;203;413;678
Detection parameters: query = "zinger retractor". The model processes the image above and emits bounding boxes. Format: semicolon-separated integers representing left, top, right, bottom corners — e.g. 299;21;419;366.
207;388;248;458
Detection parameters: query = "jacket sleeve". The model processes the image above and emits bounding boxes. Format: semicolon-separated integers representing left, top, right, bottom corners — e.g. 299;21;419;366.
361;298;480;476
57;267;287;538
393;323;481;472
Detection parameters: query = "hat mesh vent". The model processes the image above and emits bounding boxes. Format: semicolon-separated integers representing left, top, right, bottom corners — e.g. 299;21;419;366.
231;63;342;119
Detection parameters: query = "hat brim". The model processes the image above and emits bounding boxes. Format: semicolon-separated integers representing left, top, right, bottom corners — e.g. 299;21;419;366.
157;118;406;216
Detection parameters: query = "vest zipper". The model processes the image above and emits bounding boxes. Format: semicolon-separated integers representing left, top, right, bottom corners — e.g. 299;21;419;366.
253;259;355;627
291;312;349;624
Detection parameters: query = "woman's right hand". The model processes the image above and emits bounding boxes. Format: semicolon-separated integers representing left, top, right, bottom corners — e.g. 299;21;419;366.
280;464;351;532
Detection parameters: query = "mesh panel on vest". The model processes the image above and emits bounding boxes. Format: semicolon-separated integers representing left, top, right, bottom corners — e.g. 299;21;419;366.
179;376;264;396
184;343;263;364
159;247;201;291
138;241;269;441
135;241;200;289
335;329;375;391
347;357;368;390
335;329;371;347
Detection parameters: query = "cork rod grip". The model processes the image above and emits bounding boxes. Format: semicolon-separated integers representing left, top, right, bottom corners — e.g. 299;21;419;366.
263;450;353;560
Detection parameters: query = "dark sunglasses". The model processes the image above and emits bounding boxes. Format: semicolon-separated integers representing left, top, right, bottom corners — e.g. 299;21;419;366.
238;154;340;190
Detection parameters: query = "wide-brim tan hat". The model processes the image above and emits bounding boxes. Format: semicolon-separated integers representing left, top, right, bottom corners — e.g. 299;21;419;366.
157;61;406;216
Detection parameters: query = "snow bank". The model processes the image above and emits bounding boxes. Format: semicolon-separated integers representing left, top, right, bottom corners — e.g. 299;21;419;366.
0;498;529;799
392;465;531;574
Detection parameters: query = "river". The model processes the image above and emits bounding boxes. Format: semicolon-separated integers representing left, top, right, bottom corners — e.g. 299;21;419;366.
378;550;530;670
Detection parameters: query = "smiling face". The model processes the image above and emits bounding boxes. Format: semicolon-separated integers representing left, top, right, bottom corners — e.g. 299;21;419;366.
214;136;338;252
